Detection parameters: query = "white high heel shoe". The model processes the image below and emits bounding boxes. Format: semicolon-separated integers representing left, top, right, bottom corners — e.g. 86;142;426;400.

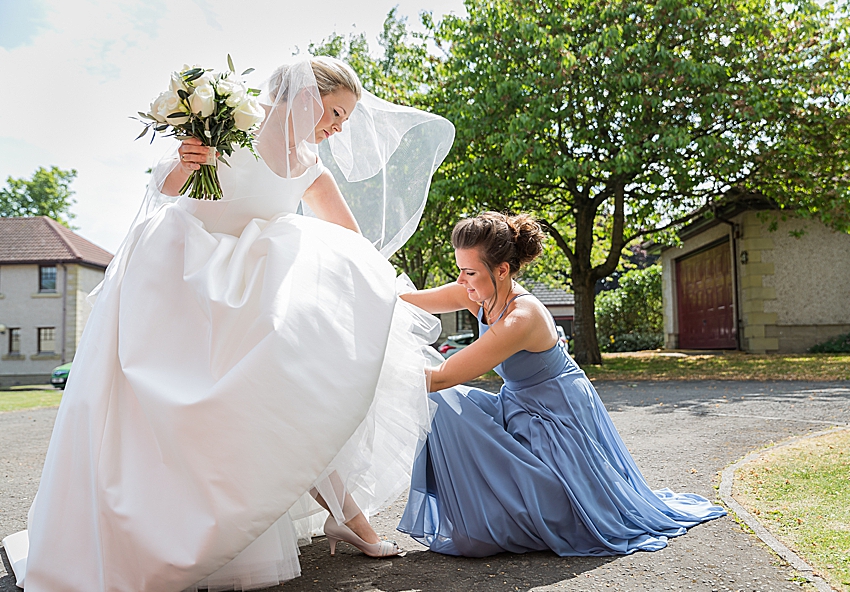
323;515;401;557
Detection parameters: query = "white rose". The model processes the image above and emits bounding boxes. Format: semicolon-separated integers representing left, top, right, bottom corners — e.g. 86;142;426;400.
154;90;189;126
215;77;238;97
224;82;247;108
189;84;216;118
233;98;265;131
170;71;188;95
149;91;172;123
191;71;215;89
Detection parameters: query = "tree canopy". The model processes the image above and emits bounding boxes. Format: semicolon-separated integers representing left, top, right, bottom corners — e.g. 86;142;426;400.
426;0;850;363
0;166;78;227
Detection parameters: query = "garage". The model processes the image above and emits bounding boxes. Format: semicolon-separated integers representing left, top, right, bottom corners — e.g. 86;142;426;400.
675;240;737;349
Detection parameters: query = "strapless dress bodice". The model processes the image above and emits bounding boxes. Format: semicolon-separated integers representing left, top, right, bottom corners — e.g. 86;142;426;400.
177;147;323;235
477;308;581;390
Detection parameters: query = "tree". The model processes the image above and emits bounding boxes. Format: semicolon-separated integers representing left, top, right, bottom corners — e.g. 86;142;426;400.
0;166;78;226
310;10;466;288
428;0;850;364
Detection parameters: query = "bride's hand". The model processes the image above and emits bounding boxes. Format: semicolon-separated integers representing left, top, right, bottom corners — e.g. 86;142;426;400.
177;138;208;173
162;139;215;196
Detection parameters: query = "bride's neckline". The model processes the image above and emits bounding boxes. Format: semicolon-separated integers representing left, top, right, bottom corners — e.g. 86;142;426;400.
250;144;320;181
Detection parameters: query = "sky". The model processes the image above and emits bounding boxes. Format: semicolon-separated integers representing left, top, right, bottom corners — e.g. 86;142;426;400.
0;0;466;253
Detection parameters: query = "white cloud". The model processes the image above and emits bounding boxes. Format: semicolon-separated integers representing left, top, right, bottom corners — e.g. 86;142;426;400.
0;0;465;252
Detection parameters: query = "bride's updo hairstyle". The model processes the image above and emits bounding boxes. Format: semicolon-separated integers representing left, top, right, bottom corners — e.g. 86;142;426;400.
452;212;545;315
267;56;362;102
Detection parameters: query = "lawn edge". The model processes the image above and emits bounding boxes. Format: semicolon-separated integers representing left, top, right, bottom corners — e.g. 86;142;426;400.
720;426;850;592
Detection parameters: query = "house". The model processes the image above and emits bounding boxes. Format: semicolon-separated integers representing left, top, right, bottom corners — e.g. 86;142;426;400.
656;202;850;353
523;281;575;338
0;217;113;386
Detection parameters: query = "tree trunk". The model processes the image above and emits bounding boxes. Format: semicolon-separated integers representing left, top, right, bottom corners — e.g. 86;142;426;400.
571;271;603;365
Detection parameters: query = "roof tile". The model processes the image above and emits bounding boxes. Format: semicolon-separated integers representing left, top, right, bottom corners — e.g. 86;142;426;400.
0;217;113;268
522;280;575;306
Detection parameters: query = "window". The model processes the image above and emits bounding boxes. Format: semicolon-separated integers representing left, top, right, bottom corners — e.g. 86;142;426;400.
38;327;56;354
40;266;57;292
8;328;20;355
456;310;476;332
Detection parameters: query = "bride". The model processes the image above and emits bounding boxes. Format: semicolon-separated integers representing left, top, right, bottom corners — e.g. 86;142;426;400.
3;57;454;591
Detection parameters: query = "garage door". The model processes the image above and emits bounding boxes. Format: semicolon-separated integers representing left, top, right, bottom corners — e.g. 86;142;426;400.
676;240;737;349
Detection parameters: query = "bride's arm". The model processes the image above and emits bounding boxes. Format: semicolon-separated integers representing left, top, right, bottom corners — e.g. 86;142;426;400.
301;171;361;233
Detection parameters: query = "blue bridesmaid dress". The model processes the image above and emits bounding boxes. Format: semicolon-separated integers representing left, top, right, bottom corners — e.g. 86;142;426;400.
398;295;725;557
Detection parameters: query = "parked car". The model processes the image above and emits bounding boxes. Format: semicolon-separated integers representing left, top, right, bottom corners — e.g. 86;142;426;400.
556;326;568;347
51;362;72;389
437;332;475;358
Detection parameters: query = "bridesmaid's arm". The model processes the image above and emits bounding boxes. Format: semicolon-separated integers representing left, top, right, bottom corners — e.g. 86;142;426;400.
302;170;361;233
427;312;532;391
400;282;472;314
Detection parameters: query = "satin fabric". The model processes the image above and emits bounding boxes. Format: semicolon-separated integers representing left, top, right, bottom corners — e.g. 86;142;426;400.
398;305;725;557
8;149;437;591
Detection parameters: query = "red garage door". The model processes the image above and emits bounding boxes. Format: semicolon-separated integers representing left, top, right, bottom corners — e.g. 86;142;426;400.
676;241;737;349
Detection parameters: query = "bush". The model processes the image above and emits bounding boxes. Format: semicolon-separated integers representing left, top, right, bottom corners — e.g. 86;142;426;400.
809;332;850;353
596;266;663;352
604;332;664;353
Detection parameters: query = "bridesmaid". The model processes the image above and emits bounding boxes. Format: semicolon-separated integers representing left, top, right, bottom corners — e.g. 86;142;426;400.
397;212;725;557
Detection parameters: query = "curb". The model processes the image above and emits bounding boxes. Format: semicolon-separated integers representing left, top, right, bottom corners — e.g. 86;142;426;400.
720;427;849;592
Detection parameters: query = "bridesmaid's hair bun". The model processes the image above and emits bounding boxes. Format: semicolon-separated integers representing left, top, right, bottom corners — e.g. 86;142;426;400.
452;212;545;274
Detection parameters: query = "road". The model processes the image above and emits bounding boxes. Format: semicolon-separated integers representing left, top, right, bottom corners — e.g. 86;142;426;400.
2;379;848;591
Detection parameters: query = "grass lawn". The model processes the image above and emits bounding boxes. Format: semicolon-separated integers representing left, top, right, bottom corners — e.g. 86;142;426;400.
734;429;850;591
582;352;850;382
0;385;62;413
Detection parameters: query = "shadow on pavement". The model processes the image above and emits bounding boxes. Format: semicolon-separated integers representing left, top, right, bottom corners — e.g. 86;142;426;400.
0;548;18;592
278;541;617;591
592;380;850;423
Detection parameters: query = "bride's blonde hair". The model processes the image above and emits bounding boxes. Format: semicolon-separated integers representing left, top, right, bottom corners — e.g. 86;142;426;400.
310;56;362;99
268;57;362;102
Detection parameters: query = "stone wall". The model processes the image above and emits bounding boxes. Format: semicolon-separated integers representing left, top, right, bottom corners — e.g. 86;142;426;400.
738;213;850;352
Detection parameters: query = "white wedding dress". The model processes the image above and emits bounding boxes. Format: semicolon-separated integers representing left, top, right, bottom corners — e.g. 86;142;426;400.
3;147;441;591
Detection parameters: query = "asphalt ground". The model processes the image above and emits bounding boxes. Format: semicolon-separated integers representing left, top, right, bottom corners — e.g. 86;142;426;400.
2;379;848;591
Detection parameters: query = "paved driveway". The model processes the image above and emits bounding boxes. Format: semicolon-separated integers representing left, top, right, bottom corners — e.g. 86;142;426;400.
2;380;848;591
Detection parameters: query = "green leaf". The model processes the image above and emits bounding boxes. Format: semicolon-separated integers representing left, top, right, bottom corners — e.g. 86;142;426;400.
135;126;149;140
227;54;235;73
241;68;254;76
177;89;190;100
167;112;187;119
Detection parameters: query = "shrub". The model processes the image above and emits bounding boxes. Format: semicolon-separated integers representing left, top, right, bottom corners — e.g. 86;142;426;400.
596;265;663;352
604;332;664;353
809;332;850;353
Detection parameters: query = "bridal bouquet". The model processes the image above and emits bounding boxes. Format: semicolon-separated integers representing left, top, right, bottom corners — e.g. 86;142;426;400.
136;56;265;200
